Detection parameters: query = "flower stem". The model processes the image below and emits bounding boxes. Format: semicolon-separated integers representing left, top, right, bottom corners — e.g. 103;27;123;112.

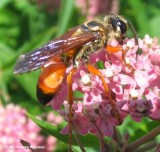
134;141;157;152
126;126;160;151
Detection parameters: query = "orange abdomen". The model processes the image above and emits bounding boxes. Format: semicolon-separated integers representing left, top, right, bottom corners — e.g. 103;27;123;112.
37;63;66;105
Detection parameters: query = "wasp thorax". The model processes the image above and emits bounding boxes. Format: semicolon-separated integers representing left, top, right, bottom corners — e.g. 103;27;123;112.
85;21;105;31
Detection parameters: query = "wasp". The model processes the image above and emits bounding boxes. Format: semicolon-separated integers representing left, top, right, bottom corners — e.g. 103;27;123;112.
14;14;138;151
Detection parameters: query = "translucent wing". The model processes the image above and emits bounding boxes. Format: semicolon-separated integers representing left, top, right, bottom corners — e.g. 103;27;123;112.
14;27;96;74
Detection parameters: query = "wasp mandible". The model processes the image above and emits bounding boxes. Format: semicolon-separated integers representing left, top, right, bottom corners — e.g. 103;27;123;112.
14;14;138;151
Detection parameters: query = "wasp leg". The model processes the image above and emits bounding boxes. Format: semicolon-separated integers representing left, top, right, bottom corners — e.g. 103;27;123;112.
87;64;122;124
106;45;134;74
67;67;77;152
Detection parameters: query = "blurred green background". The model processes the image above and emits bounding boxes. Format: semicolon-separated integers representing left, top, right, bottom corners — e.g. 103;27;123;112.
0;0;160;148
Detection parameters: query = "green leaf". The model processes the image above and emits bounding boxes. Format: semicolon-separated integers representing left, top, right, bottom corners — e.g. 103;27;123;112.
127;0;151;36
97;61;104;69
130;121;160;142
57;0;74;36
0;43;14;67
0;70;10;103
74;91;84;99
14;71;39;100
17;26;57;55
27;112;100;148
0;0;12;8
149;16;160;37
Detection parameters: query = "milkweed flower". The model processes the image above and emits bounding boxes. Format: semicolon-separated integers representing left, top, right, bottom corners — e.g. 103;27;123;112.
50;35;160;137
0;104;58;152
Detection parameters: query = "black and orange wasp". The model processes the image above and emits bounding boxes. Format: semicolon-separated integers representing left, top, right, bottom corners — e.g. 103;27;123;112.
14;14;138;151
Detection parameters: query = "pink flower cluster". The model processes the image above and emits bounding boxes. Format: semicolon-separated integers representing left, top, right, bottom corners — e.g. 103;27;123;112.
0;104;57;152
50;35;160;137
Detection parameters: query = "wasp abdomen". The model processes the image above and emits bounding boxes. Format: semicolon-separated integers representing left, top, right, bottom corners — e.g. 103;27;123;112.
37;63;66;105
36;86;54;105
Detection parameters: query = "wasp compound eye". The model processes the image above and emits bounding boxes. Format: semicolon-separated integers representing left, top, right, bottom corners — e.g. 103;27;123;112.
110;17;127;36
116;19;127;35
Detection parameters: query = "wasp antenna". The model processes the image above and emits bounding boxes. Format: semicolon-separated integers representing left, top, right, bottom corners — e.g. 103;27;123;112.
128;21;139;45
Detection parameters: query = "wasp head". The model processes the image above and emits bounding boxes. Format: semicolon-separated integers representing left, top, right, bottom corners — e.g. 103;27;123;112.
104;14;138;45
